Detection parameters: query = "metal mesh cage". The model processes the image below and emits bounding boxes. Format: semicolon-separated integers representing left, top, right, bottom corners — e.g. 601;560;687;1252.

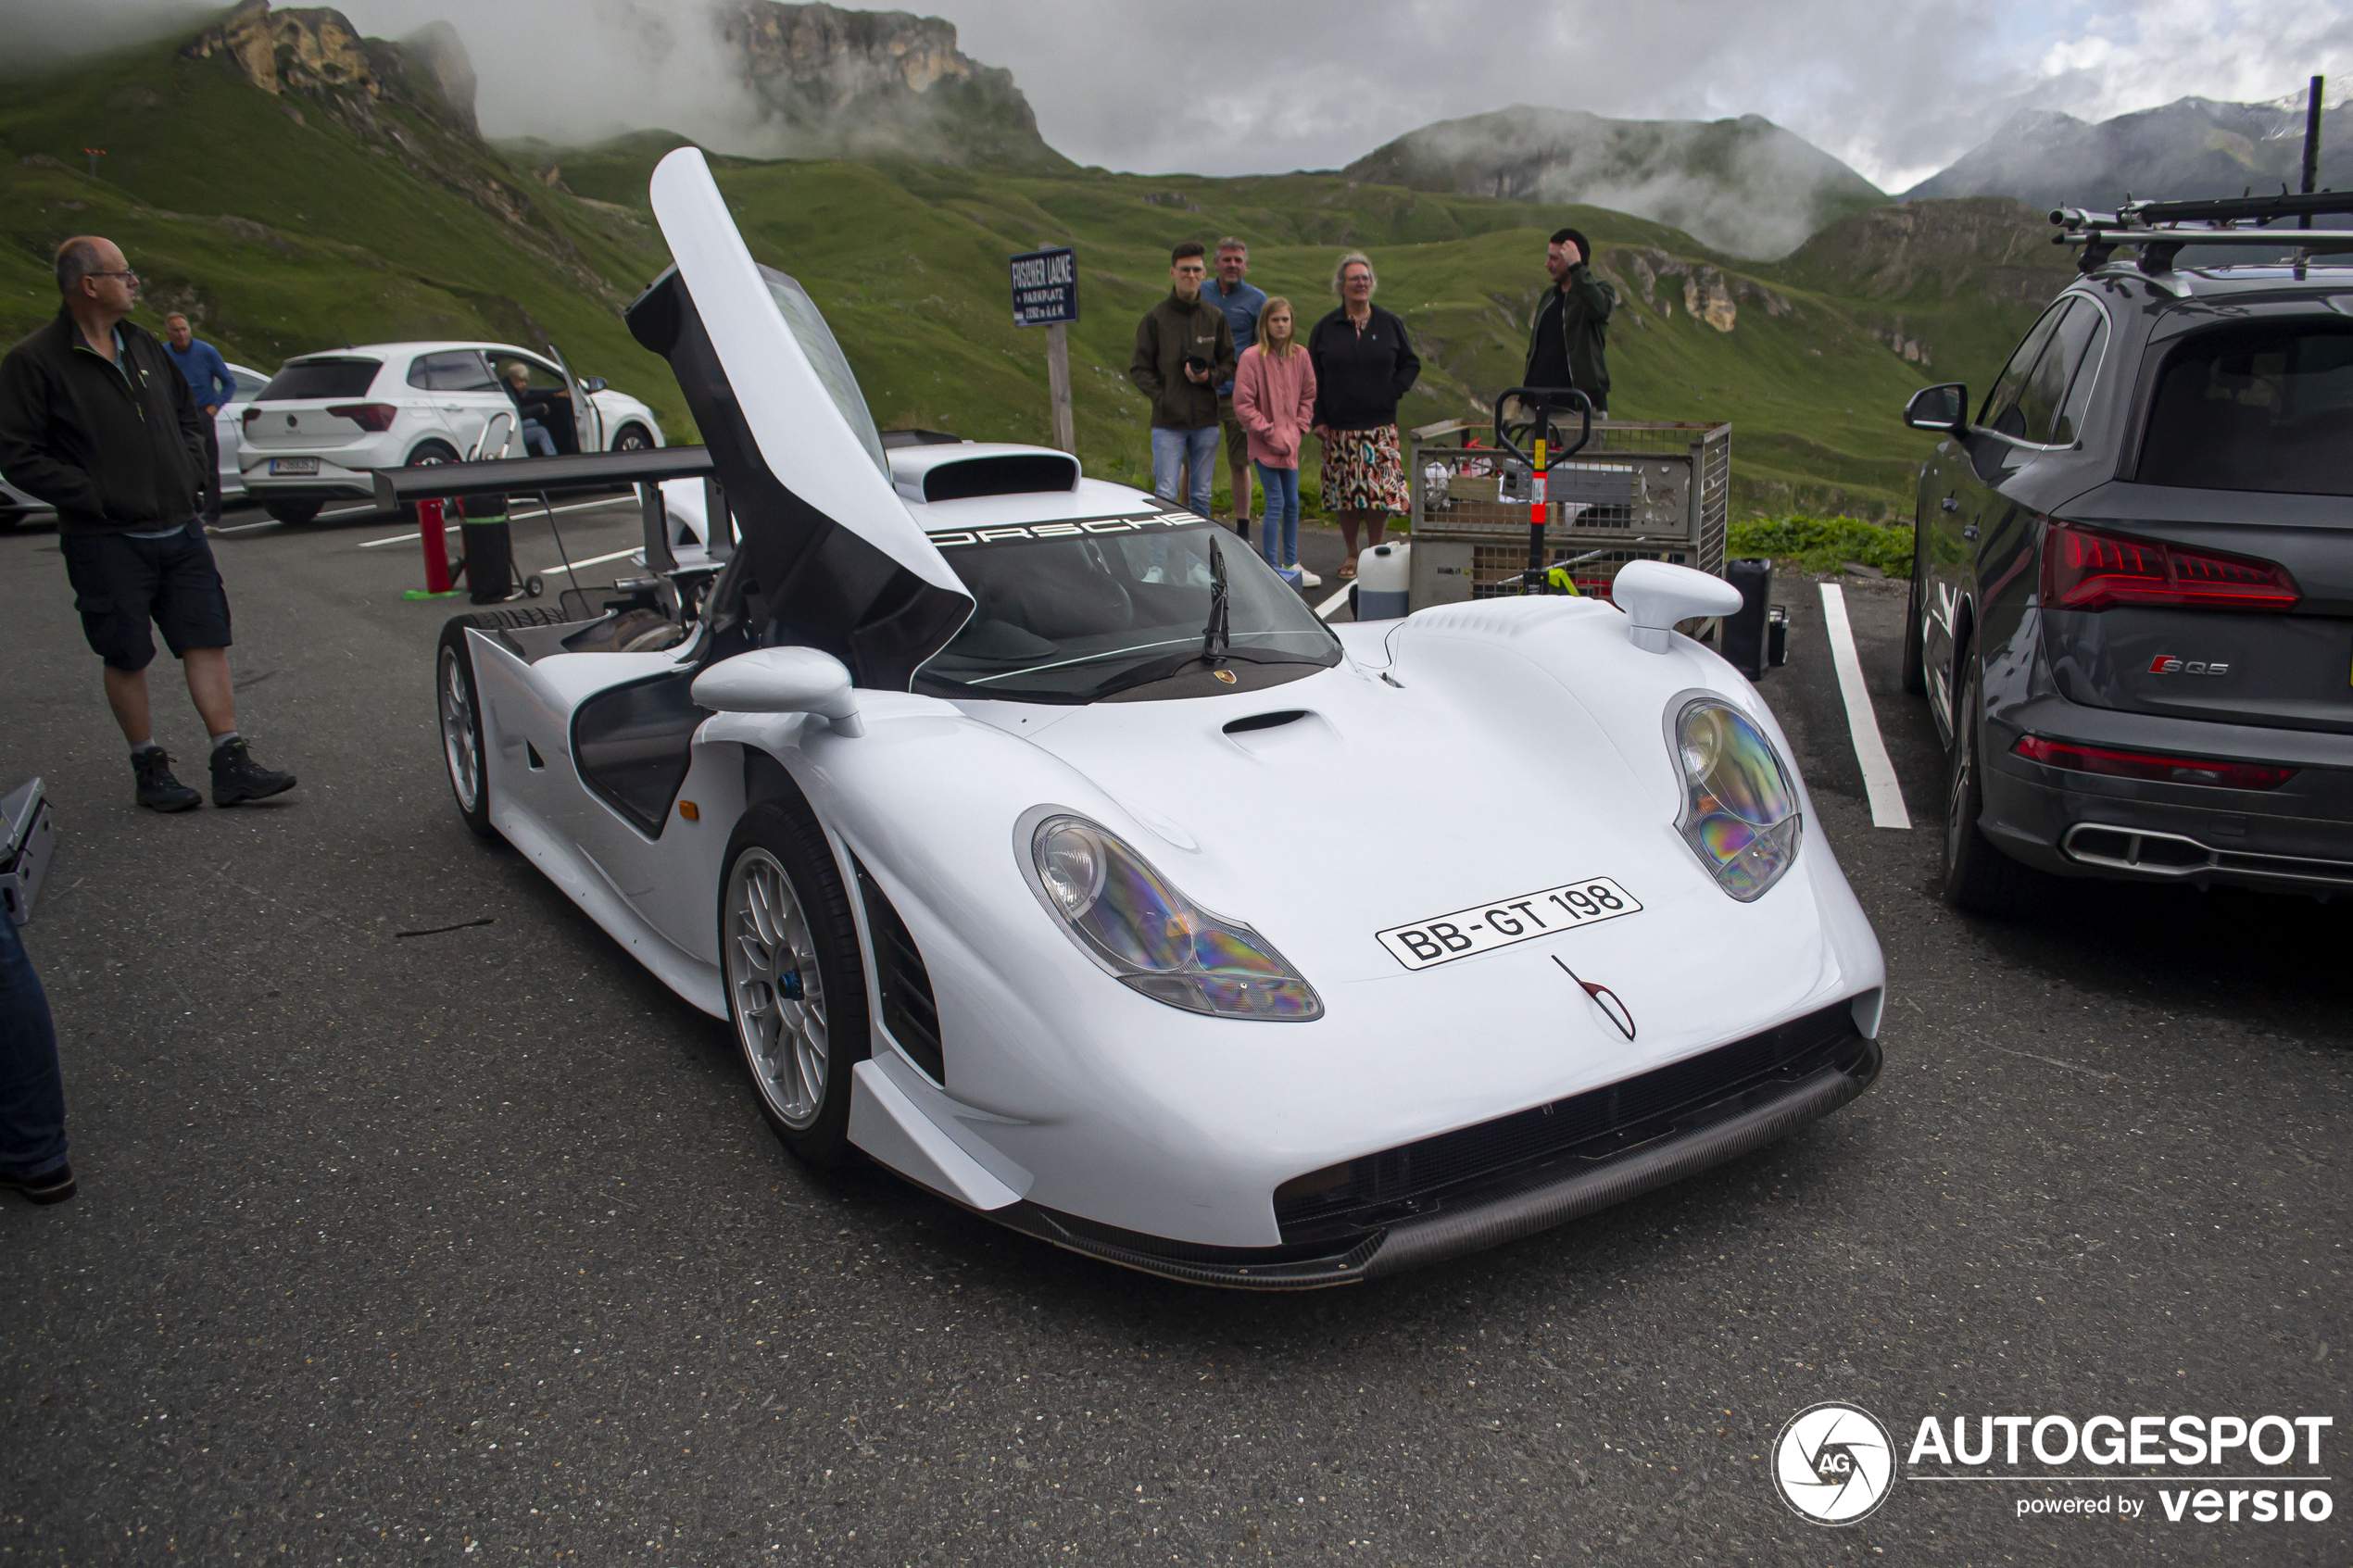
1406;419;1730;603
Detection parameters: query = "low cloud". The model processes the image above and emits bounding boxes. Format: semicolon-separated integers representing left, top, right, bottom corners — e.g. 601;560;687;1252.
13;0;2353;191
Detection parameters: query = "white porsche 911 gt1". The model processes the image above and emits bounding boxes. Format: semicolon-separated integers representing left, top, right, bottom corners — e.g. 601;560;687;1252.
400;149;1886;1287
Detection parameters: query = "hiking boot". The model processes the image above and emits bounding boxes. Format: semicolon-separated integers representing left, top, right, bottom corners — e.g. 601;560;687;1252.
0;1162;76;1206
132;750;201;812
210;738;296;807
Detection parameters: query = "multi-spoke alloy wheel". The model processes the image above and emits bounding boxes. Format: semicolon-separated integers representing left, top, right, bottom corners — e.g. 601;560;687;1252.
439;645;479;813
726;847;829;1130
433;619;499;841
717;801;869;1163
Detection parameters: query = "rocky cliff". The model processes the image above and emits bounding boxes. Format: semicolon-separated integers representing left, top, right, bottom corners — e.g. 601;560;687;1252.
176;1;616;298
1341;106;1886;259
721;1;1068;170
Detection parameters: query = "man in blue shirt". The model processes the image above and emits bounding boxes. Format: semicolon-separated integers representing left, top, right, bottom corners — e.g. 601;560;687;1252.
163;312;235;524
1202;238;1265;535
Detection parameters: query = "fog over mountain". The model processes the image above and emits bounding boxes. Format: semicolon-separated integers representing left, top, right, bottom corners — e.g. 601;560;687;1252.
1345;107;1885;259
6;0;2348;193
1906;93;2353;213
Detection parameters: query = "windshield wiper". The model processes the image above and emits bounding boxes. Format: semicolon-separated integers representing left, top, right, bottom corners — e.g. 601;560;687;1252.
1202;534;1229;665
1078;646;1328;703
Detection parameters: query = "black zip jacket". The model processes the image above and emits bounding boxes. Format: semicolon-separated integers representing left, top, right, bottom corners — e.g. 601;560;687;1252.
1307;306;1420;430
1522;265;1617;411
0;311;206;537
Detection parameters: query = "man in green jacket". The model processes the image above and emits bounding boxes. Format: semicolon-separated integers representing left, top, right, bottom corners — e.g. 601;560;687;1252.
1523;227;1617;414
1128;242;1235;518
0;236;296;812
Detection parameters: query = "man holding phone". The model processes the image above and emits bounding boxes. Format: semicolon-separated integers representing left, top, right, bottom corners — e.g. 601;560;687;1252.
1128;241;1234;519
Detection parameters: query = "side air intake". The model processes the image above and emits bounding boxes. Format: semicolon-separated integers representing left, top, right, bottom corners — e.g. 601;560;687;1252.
853;858;945;1085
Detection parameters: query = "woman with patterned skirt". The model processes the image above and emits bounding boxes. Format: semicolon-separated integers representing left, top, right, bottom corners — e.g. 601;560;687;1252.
1307;250;1421;579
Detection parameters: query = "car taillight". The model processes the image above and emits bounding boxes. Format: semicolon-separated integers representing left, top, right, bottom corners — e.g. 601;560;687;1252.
2041;521;2297;612
2013;734;2296;790
325;403;398;433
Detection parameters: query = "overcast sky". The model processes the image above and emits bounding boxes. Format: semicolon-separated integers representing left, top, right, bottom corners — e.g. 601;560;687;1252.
11;0;2352;191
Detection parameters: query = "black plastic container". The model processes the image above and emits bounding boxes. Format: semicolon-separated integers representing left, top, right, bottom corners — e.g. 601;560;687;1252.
1722;558;1774;677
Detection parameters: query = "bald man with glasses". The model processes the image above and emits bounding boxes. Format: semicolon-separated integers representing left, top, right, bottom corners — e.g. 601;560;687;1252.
0;235;295;812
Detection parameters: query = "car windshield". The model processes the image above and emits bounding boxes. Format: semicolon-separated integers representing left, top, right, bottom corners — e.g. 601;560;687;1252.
2138;319;2353;495
915;515;1341;703
757;264;888;479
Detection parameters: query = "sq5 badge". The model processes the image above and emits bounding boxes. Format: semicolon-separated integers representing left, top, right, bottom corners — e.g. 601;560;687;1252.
2148;655;2229;675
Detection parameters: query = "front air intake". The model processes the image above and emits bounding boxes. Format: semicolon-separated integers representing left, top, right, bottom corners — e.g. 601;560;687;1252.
853;858;945;1085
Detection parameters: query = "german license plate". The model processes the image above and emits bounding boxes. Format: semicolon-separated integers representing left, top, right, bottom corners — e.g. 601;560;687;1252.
1377;877;1642;971
269;457;320;475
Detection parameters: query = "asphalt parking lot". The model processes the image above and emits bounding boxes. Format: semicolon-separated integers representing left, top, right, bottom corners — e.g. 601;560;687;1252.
1;501;2346;1566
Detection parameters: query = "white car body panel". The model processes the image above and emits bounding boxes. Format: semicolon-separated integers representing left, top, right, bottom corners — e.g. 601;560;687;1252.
434;145;1887;1279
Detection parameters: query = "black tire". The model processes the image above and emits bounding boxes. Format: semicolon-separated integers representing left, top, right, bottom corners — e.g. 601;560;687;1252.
1900;513;1928;696
1942;651;2034;915
434;618;500;842
719;799;871;1167
263;498;321;526
611;423;655;453
404;440;462;523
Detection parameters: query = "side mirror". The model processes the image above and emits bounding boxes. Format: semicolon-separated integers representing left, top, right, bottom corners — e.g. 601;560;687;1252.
691;647;863;735
1611;559;1743;654
581;376;609;394
1904;383;1968;435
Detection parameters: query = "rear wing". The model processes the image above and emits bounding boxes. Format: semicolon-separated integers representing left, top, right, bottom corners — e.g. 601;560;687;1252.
371;445;724;574
2053;191;2353;274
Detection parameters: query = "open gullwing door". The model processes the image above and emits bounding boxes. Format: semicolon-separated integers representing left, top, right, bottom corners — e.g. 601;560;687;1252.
627;146;971;689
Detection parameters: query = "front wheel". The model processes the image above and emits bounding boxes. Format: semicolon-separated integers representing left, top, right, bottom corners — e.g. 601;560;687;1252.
612;423;654;453
720;800;870;1166
1942;653;2034;915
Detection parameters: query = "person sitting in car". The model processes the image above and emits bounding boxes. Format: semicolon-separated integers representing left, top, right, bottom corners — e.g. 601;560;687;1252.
500;360;569;458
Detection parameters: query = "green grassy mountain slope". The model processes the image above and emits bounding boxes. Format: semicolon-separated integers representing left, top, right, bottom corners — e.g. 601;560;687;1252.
0;16;685;427
2;6;2070;521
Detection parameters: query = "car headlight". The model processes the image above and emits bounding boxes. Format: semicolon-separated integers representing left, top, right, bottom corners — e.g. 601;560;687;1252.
1026;814;1322;1021
1672;697;1802;901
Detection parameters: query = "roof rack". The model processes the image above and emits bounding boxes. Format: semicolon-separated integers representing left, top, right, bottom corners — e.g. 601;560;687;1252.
2050;190;2353;274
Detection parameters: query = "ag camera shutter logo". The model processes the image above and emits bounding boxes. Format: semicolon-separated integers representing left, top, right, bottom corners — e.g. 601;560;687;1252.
1773;1402;1896;1524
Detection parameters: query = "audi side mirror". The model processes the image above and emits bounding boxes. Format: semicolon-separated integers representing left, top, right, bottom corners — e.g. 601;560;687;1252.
1904;383;1968;435
691;647;864;735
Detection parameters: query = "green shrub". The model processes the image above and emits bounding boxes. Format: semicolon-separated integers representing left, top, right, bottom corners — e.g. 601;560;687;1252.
1728;513;1914;576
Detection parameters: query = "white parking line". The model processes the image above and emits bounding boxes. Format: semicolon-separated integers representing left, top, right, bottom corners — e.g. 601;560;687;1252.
534;546;641;575
1315;584;1352;621
208;519;283;535
358;532;419;548
1818;583;1911;830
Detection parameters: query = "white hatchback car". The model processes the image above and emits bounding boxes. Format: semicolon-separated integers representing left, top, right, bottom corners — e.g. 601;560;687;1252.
237;340;662;523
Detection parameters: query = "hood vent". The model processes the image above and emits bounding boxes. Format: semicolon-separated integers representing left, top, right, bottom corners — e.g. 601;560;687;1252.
1223;709;1310;734
922;453;1080;502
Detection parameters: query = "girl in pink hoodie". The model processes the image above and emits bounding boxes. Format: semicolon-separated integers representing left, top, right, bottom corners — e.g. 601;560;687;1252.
1231;296;1318;581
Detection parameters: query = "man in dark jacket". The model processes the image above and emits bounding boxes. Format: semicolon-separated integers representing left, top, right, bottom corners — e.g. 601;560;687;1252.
1523;228;1617;413
1128;242;1234;518
0;237;295;812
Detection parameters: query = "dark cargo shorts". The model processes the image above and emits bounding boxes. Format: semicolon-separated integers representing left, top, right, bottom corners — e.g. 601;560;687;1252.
60;522;233;671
